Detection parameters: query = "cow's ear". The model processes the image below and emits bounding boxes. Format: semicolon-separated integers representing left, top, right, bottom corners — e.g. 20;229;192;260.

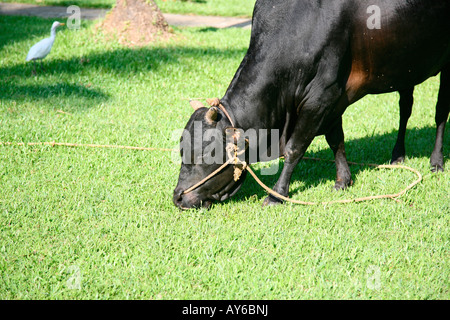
205;107;218;124
190;100;205;111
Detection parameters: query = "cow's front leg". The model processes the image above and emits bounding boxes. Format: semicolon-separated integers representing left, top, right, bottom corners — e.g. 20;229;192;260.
262;149;307;206
262;119;317;206
261;77;348;206
325;117;353;190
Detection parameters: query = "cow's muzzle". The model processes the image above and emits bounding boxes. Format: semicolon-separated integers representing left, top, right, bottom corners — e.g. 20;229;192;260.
173;188;212;210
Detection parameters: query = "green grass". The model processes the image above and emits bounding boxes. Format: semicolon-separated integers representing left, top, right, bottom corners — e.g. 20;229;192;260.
1;0;257;17
1;15;449;300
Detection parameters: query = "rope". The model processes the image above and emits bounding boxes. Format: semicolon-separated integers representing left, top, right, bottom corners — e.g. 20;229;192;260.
182;158;234;195
1;140;423;205
0;141;174;152
246;164;422;205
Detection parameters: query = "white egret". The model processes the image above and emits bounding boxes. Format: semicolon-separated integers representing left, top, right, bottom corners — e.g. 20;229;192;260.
26;21;65;73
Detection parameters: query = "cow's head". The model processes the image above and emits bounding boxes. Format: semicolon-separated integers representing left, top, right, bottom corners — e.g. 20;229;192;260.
173;100;248;210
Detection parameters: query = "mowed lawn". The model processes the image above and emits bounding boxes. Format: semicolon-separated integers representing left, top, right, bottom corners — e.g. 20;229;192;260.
0;15;449;299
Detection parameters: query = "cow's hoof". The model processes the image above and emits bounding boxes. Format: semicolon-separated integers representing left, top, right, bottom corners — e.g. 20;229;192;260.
430;156;444;172
334;179;353;191
391;156;405;165
430;154;444;172
262;194;284;207
431;164;444;173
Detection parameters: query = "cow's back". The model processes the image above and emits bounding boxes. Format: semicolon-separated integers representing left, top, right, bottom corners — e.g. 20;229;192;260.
223;0;450;131
347;0;450;99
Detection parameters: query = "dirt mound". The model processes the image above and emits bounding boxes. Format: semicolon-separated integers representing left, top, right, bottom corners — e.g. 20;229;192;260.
98;0;173;46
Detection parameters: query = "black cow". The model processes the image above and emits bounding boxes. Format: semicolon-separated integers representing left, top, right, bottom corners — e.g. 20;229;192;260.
174;0;450;209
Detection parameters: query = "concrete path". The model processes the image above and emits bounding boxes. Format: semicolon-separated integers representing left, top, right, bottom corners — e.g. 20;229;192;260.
0;2;252;29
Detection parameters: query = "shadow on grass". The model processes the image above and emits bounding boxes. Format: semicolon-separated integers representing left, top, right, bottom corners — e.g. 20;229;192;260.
0;15;53;51
230;125;449;203
0;82;109;110
1;44;247;111
1;45;248;77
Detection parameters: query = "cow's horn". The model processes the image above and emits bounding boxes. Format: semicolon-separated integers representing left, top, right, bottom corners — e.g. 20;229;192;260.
205;107;218;124
190;100;205;111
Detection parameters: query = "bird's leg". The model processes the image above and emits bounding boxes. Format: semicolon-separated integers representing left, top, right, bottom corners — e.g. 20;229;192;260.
40;61;45;72
31;61;37;76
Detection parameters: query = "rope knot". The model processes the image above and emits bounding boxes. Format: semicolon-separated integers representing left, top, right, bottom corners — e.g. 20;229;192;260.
225;142;247;181
233;161;247;182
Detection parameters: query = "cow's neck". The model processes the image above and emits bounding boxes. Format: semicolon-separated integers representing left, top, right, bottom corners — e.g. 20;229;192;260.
220;74;299;162
221;81;292;133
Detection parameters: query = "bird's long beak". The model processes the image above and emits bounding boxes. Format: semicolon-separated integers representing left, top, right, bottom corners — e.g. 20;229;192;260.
60;23;65;26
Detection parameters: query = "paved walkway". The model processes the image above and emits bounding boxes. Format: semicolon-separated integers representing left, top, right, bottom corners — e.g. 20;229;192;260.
0;2;252;29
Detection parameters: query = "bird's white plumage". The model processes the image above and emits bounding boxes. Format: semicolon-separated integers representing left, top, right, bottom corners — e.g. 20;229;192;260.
26;21;64;62
26;37;55;61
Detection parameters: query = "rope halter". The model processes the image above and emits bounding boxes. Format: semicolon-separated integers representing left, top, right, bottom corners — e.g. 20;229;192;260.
181;99;248;195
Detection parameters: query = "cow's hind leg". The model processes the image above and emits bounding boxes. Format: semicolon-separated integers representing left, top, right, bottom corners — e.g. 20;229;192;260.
430;66;450;172
325;117;353;190
391;87;414;164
